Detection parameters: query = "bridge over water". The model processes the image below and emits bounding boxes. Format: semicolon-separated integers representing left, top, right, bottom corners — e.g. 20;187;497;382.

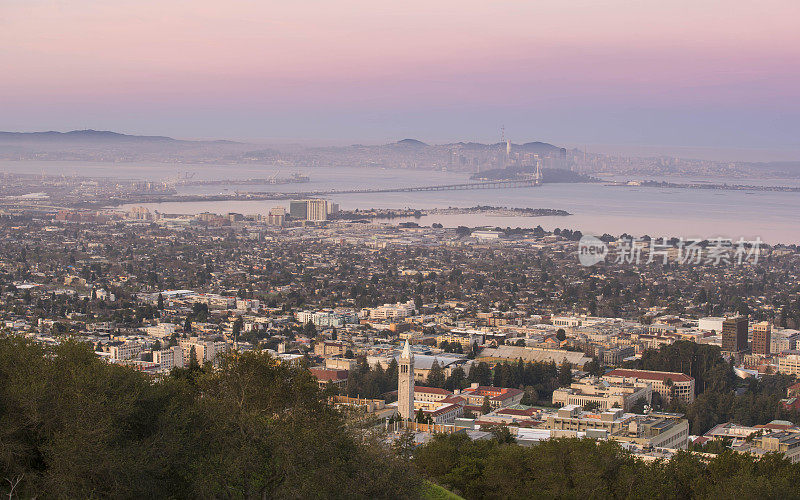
69;178;544;207
284;178;540;197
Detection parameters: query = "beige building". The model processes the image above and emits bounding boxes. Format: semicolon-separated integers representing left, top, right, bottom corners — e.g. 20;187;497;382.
752;321;772;355
734;431;800;463
267;206;286;226
152;346;184;372
545;405;689;450
178;337;227;366
552;377;652;411
306;199;329;221
314;341;349;357
369;300;416;320
325;357;357;371
778;351;800;376
109;341;143;361
603;369;695;405
436;332;479;348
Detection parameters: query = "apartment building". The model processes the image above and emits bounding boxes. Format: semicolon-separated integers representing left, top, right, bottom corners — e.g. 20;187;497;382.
109;341;143;361
152;346;184;372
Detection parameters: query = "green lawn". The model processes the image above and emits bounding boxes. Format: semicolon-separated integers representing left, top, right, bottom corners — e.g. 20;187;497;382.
421;481;464;500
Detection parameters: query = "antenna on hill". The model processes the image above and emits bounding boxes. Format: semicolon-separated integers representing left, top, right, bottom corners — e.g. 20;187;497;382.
500;125;505;144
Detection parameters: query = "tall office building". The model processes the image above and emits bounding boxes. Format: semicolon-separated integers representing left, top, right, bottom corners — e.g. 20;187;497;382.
722;316;749;353
267;207;285;226
289;201;307;220
752;321;772;355
306;199;328;221
289;199;331;222
398;340;415;420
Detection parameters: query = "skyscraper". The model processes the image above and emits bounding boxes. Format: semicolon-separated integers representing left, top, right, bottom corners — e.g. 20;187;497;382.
398;339;415;420
268;206;286;226
752;321;772;355
289;200;307;220
722;316;749;353
289;199;330;221
306;199;328;221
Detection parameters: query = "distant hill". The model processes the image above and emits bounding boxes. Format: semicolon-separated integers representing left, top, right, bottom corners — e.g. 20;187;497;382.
0;130;250;146
435;140;563;154
0;129;254;163
0;129;178;144
395;138;428;147
0;129;567;170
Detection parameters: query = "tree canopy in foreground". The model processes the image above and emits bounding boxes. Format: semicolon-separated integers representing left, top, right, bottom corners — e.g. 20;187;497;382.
0;337;419;499
413;433;800;499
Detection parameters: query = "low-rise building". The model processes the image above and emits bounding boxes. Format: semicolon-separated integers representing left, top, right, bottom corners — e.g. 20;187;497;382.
109;341;143;361
603;369;695;405
309;368;348;390
153;346;184;372
552;376;652;411
544;405;689;450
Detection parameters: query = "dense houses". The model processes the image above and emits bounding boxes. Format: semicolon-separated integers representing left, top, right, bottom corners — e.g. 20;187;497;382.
0;208;799;463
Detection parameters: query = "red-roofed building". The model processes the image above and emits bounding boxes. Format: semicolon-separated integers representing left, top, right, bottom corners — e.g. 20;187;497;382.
424;403;463;424
309;368;348;390
603;369;695;405
459;384;524;409
414;386;454;403
780;397;800;412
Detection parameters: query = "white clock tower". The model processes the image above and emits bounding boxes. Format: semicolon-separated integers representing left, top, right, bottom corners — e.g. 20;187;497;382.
398;340;415;420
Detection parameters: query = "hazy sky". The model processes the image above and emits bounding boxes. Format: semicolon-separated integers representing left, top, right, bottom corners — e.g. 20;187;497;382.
2;0;799;155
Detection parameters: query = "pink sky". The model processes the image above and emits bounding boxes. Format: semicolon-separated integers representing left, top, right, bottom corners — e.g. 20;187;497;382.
2;0;799;151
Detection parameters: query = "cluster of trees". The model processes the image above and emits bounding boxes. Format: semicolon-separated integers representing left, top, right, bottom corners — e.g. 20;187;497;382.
686;375;800;434
414;433;800;499
345;357;399;399
778;297;800;329
438;340;465;354
631;341;733;394
344;357;570;406
0;337;420;498
628;341;800;433
487;360;569;403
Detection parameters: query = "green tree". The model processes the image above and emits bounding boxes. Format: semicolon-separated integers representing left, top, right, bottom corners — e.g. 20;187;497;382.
558;361;572;387
426;360;446;388
481;395;492;415
467;362;492;386
232;317;243;345
630;397;647;414
188;345;199;369
0;337;422;498
444;366;466;391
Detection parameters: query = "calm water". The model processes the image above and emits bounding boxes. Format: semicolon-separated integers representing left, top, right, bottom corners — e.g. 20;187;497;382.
1;160;799;244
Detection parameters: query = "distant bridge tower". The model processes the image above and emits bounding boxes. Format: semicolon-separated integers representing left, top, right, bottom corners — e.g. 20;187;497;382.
535;154;542;184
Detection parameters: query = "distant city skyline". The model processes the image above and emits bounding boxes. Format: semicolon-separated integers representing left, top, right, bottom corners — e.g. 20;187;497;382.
2;0;799;158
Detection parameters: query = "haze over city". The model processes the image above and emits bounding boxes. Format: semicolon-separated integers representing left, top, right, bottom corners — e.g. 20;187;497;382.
3;0;800;159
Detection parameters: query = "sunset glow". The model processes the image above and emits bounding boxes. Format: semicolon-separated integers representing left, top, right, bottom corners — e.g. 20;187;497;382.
3;0;799;147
